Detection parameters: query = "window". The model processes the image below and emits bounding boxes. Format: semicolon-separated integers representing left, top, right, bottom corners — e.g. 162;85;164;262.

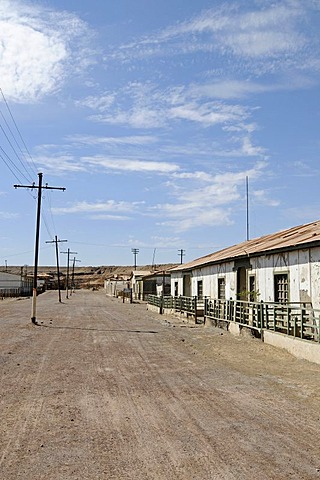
274;273;288;304
218;277;226;299
197;280;203;299
174;281;178;297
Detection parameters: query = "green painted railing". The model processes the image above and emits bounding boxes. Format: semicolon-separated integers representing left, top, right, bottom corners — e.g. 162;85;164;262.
147;294;320;342
204;298;320;343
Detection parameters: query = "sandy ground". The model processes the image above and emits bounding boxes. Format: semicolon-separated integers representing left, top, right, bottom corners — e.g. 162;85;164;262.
0;290;319;479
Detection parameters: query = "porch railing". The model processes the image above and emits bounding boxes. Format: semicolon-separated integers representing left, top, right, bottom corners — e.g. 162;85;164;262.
204;298;320;343
0;287;33;298
146;294;320;342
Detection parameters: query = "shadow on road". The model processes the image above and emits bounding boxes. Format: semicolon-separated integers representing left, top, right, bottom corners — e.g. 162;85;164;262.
39;324;159;334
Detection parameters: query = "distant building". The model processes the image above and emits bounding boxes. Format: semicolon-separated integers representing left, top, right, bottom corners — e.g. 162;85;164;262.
104;275;130;297
140;271;172;300
0;272;33;297
130;270;152;300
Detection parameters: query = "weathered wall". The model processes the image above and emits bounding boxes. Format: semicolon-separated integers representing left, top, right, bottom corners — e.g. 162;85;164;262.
170;246;320;309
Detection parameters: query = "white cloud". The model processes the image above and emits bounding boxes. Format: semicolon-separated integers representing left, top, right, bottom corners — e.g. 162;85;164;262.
157;207;233;231
169;101;249;126
252;190;280;207
0;0;91;102
82;156;180;174
90;214;131;221
152;162;269;231
108;1;318;77
67;134;158;147
53;200;142;215
76;94;115;112
33;155;86;174
0;211;18;219
79;83;252;130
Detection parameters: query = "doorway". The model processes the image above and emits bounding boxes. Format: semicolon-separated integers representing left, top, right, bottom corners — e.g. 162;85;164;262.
183;275;191;297
237;267;247;300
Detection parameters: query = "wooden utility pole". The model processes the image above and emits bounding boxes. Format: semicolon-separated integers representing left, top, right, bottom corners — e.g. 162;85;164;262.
14;173;65;324
61;248;77;299
131;248;139;270
178;249;185;264
71;257;81;295
46;236;67;303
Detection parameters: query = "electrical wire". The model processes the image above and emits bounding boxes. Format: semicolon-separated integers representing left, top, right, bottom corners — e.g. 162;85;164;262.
0;87;61;243
0;88;38;175
0;121;33;183
0;147;27;185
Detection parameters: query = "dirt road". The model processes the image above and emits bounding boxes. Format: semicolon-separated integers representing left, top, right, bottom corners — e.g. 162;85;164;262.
0;290;319;479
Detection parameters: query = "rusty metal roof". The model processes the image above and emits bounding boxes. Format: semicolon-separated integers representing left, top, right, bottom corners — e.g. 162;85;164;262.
171;220;320;272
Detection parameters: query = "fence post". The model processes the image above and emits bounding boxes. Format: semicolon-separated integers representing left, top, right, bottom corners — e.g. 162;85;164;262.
204;297;207;325
259;301;264;334
233;299;237;323
287;307;291;336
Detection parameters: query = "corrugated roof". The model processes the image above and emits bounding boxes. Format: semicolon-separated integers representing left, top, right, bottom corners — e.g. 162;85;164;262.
171;219;320;272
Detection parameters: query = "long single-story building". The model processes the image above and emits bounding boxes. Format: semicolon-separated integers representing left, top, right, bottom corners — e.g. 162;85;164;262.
170;220;320;310
0;272;33;297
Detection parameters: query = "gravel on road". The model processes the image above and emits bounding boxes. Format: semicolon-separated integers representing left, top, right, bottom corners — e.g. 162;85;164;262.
0;290;319;479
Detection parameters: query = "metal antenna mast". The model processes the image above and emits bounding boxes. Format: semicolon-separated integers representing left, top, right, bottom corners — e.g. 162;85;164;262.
246;176;250;241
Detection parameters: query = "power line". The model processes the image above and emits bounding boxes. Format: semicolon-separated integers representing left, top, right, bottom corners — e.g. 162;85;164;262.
0;109;36;176
0;87;38;174
0;88;59;244
0;145;28;184
0;121;33;183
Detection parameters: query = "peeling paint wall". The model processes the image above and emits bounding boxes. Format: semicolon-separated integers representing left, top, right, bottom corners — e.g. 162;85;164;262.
170;246;320;309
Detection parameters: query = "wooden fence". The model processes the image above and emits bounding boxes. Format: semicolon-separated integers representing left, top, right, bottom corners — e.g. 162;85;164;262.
147;295;320;343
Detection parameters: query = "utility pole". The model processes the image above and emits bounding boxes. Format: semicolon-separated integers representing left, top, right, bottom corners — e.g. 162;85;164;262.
14;172;65;324
5;260;7;272
70;257;81;295
131;248;139;270
178;249;185;264
61;248;77;299
46;236;67;303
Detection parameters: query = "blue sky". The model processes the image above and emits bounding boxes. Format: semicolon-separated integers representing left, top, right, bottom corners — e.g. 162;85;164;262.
0;0;319;267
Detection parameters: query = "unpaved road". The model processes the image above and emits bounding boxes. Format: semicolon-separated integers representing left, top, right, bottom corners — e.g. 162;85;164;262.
0;290;319;479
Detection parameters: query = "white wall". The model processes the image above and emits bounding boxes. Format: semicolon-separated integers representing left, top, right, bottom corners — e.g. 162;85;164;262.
170;246;320;309
0;273;22;289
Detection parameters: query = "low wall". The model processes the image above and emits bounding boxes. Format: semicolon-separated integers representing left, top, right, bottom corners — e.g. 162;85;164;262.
221;319;320;364
263;331;320;365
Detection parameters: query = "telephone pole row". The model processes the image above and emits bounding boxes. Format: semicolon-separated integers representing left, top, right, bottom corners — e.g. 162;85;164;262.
14;172;65;324
71;257;81;295
46;236;67;303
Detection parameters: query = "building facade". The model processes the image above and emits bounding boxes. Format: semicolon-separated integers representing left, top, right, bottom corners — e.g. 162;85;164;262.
171;220;320;310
